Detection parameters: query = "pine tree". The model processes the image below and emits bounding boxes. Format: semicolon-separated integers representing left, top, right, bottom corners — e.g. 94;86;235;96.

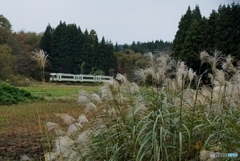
50;21;68;72
39;24;53;56
172;6;193;59
202;10;219;52
114;42;119;52
182;19;202;70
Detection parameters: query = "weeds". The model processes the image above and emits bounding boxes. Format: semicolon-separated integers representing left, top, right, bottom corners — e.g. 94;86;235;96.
45;51;240;161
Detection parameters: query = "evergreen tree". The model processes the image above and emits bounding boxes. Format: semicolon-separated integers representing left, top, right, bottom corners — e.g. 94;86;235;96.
0;14;12;31
181;5;204;71
182;19;202;70
172;6;193;59
39;24;53;56
50;21;68;72
202;10;219;52
66;24;80;73
114;42;120;52
213;3;240;58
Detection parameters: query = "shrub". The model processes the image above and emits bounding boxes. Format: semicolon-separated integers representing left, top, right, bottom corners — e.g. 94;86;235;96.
0;82;39;105
45;51;240;161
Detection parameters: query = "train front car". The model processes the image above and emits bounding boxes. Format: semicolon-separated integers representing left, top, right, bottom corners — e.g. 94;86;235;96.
50;73;58;82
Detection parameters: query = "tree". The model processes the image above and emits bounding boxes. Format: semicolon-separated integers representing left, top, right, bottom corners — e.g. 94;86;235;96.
202;10;219;52
50;21;68;72
182;19;202;70
0;15;12;31
172;6;193;59
0;44;16;79
39;24;53;56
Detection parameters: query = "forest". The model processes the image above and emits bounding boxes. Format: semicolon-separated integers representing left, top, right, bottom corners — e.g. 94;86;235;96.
0;3;239;84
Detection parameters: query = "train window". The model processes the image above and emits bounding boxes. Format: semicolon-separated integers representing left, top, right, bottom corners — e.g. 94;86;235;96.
50;75;56;78
61;75;74;79
83;76;94;79
102;77;111;80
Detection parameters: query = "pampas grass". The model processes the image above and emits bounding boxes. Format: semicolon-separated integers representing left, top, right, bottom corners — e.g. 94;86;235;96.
45;51;240;160
31;49;48;82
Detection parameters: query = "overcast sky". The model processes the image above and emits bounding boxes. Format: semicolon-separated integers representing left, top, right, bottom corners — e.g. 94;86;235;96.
0;0;235;44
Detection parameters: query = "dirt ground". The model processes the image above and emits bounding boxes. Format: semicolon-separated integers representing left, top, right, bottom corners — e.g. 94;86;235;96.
0;132;45;161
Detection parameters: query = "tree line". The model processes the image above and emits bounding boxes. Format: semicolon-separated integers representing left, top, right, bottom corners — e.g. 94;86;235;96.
1;2;238;84
114;40;172;53
40;22;117;76
0;14;170;83
0;14;42;83
172;3;240;73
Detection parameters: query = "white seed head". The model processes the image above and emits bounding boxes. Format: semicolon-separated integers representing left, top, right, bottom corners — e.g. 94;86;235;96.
188;68;196;82
67;123;82;135
84;102;97;113
78;95;89;105
200;51;209;66
78;114;89;124
44;152;58;161
46;122;59;132
56;114;76;125
55;136;75;155
90;93;101;104
116;73;129;84
31;49;48;69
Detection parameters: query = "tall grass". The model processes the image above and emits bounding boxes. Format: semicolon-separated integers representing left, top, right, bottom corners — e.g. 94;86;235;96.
32;49;48;99
44;51;240;161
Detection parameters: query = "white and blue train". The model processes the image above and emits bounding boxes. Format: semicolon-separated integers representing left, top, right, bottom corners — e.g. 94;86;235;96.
50;73;113;83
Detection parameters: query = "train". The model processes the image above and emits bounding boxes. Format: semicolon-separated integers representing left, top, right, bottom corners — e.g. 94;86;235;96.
49;73;113;83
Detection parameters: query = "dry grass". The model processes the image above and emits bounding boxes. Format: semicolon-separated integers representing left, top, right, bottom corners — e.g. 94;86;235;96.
0;83;99;133
0;83;99;160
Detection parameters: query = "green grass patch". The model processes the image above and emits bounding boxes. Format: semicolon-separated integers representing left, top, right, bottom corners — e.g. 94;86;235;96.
0;82;39;105
19;83;99;98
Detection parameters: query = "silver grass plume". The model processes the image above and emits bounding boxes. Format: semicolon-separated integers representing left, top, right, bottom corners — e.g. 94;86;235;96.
100;79;119;101
55;114;76;125
46;122;65;136
200;51;209;67
90;93;101;104
116;73;129;84
222;55;236;73
77;130;91;146
188;68;196;85
214;69;226;86
129;82;140;94
78;114;89;124
20;154;32;161
84;102;97;114
134;69;146;83
55;136;75;156
78;90;90;105
144;52;155;66
31;49;48;70
208;50;223;73
67;123;82;135
176;61;188;88
44;152;58;161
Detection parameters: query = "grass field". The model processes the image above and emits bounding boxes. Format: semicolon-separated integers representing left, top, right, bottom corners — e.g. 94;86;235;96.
0;83;100;160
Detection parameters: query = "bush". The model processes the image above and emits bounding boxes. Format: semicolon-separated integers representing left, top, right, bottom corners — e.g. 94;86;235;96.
0;82;38;105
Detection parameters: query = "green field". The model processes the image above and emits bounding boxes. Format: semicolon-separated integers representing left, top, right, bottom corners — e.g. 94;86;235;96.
0;83;100;160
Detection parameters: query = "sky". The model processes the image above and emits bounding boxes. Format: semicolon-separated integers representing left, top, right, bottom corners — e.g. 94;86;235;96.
0;0;235;44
